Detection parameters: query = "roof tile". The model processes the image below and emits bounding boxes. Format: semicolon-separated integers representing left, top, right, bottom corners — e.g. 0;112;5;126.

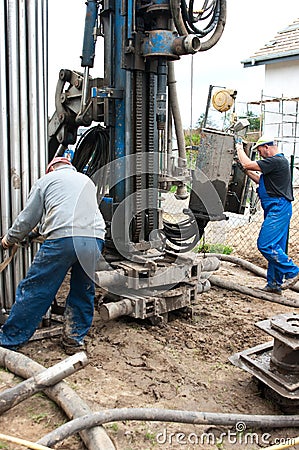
243;18;299;65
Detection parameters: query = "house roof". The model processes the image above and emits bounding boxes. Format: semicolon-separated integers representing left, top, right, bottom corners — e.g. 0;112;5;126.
242;18;299;68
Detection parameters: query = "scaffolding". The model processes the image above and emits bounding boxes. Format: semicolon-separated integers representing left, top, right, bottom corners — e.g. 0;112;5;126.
247;92;299;161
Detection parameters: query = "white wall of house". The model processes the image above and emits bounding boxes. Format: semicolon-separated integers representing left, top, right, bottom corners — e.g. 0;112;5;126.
262;61;299;171
264;60;299;96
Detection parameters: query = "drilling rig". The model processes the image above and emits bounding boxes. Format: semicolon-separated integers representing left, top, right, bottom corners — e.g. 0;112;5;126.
46;0;253;324
1;0;252;324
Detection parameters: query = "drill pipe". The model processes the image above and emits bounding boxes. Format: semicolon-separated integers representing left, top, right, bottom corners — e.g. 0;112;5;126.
0;352;88;414
0;347;115;450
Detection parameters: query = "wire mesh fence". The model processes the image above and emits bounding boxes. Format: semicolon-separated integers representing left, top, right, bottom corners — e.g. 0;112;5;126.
161;185;299;268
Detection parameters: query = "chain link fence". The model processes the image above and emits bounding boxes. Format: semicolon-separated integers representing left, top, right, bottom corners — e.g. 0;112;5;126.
204;186;299;266
161;185;299;269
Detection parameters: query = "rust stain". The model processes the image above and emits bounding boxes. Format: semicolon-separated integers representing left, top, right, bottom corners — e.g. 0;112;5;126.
10;169;21;189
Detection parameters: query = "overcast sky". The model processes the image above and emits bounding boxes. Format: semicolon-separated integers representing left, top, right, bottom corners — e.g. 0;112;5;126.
48;0;299;128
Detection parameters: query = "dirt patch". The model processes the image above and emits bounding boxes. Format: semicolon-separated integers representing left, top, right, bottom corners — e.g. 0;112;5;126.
0;262;298;449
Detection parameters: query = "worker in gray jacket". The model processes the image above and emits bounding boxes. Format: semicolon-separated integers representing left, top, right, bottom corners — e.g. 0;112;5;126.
0;157;106;354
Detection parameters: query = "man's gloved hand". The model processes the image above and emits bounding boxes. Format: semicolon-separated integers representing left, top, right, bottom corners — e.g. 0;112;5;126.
234;136;243;144
1;235;14;250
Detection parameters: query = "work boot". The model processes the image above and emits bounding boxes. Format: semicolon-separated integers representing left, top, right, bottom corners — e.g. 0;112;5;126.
281;272;299;290
61;336;86;355
258;285;282;296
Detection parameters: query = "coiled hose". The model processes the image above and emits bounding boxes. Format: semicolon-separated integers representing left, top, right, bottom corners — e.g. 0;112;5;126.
163;212;207;252
170;0;226;51
72;124;109;178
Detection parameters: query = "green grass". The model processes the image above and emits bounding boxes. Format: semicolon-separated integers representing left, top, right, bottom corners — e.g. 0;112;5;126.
108;423;119;432
195;242;233;255
0;442;8;449
30;412;50;424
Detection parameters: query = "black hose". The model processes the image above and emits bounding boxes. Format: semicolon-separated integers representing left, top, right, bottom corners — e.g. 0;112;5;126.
199;0;226;51
182;0;219;36
170;0;226;51
72;124;109;177
163;213;206;252
38;407;299;447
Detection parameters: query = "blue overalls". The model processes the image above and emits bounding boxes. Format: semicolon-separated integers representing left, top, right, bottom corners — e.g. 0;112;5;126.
257;174;299;289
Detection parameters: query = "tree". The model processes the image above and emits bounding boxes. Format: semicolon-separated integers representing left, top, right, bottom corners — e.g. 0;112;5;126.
245;111;261;132
195;113;217;129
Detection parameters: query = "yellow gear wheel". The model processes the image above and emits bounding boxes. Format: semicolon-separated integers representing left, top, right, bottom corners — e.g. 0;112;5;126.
212;89;237;112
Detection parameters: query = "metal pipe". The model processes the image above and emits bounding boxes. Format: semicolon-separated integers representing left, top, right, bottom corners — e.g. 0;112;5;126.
166;93;173;176
19;0;31;274
37;0;48;176
80;66;90;115
168;62;187;167
0;352;88;414
19;0;30;207
94;269;125;289
26;0;48;273
8;0;23;286
28;0;40;184
172;35;201;55
99;299;134;321
0;1;48;309
0;1;14;308
0;348;115;450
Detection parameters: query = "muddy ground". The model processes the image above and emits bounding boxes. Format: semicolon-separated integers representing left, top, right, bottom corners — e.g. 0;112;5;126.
0;259;298;450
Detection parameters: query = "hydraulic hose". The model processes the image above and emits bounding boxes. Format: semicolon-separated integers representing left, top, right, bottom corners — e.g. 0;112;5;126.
199;0;226;51
207;253;299;293
72;124;109;178
170;0;226;51
38;408;299;447
170;0;188;36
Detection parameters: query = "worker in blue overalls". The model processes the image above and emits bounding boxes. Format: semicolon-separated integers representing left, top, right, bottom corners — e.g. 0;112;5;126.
236;135;299;295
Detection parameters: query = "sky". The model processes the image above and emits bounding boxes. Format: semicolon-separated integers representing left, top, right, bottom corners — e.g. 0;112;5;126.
48;0;299;128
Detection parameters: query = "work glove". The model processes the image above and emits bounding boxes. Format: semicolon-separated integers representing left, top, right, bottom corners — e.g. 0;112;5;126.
234;136;243;144
1;235;14;250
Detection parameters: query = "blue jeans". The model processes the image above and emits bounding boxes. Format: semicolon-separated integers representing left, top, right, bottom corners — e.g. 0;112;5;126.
0;237;104;349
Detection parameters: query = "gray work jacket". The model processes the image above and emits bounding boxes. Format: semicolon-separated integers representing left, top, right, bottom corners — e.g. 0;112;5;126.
7;165;106;244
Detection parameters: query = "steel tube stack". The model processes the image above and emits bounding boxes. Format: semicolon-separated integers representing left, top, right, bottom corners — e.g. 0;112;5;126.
0;0;48;311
